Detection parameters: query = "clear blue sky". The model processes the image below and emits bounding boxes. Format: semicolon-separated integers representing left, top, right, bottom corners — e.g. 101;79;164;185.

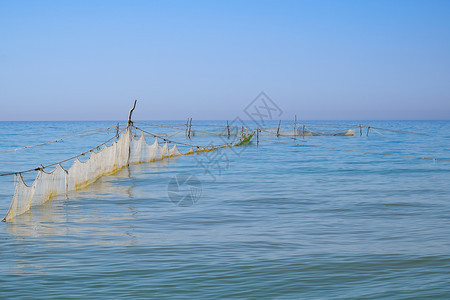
1;0;449;120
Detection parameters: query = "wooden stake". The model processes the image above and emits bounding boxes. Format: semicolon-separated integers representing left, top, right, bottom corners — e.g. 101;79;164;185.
294;115;297;137
227;120;230;138
256;128;259;146
188;118;193;138
186;117;189;137
367;126;370;137
302;124;305;139
359;124;362;137
276;120;281;137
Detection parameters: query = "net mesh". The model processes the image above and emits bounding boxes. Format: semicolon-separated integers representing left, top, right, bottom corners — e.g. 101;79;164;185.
4;128;201;221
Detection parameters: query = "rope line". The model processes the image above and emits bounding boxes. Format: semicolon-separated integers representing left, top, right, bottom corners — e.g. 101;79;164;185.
258;138;450;162
133;126;234;149
136;121;429;136
134;121;254;138
134;122;240;136
135;121;234;128
0;123;126;154
62;124;126;134
133;121;186;131
0;129;126;177
282;122;429;136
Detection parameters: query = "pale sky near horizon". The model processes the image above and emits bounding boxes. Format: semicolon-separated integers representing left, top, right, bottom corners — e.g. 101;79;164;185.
1;0;449;121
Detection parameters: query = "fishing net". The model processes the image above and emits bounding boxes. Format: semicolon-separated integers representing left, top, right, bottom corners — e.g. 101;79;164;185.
4;129;186;221
128;133;181;164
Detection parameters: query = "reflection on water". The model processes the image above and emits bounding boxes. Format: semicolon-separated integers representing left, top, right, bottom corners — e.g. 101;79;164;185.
4;158;178;247
6;166;134;240
5;195;68;238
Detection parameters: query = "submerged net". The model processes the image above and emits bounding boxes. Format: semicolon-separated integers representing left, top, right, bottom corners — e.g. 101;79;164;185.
3;128;237;222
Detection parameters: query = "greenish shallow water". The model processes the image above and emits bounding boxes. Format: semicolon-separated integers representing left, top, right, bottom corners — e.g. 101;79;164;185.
0;120;449;299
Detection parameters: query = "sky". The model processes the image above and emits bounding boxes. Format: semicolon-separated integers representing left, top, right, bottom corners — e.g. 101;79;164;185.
0;0;449;121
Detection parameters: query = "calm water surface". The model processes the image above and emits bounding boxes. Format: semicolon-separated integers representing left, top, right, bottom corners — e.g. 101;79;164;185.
0;121;449;299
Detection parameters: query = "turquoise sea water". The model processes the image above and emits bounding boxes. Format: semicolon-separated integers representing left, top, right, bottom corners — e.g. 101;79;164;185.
0;120;449;299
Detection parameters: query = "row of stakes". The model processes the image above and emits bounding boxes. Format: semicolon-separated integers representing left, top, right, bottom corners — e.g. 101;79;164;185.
184;116;371;141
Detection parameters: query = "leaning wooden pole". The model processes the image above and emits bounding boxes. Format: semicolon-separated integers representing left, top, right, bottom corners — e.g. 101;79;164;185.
128;100;137;128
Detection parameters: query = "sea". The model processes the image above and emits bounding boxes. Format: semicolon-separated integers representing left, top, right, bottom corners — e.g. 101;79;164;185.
0;120;449;299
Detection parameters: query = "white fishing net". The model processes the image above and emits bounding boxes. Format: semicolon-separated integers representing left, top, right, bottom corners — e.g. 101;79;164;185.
4;129;185;221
